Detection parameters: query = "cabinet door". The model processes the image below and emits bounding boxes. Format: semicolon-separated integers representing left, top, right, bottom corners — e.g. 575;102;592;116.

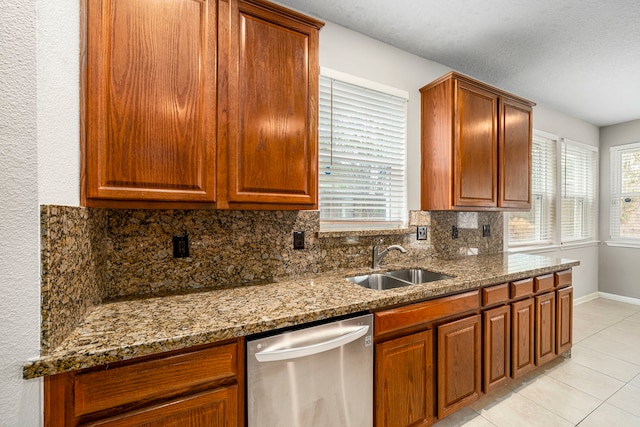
511;298;535;378
556;287;573;355
454;81;498;208
499;98;532;209
83;0;217;205
86;386;238;427
222;0;321;208
437;315;481;419
535;292;556;366
483;305;511;393
375;330;433;427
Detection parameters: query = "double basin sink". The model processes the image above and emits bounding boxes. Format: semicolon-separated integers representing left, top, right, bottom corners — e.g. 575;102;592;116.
347;269;453;290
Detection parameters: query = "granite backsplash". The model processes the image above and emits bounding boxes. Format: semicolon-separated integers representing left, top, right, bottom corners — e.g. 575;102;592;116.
40;205;503;354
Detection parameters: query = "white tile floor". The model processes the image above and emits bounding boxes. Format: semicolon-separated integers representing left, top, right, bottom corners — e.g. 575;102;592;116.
433;297;640;426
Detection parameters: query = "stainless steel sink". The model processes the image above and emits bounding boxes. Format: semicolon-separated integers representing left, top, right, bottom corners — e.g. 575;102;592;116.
346;274;414;290
386;268;452;284
346;269;453;290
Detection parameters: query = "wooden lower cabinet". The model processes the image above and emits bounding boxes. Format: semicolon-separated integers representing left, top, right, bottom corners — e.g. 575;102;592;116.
375;330;434;427
511;298;535;378
437;315;482;419
535;292;556;366
44;340;242;427
84;386;238;427
556;286;573;355
483;305;511;393
373;270;572;426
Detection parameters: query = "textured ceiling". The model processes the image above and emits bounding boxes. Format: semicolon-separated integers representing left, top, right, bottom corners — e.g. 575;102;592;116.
276;0;640;127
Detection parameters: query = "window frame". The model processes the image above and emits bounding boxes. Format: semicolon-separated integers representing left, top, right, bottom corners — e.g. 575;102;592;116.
507;130;558;248
317;68;409;232
560;139;599;245
609;141;640;247
507;131;599;251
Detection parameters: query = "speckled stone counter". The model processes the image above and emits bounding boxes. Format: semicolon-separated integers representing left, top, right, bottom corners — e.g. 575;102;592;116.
24;252;578;379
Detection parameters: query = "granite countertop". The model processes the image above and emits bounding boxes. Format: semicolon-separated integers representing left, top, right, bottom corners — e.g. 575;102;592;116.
24;252;579;379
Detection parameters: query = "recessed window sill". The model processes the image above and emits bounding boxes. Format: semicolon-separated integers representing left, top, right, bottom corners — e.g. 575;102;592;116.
317;227;413;239
605;240;640;249
508;240;599;253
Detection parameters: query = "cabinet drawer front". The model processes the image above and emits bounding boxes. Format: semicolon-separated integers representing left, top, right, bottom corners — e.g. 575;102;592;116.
482;283;509;306
85;386;238;427
375;291;480;337
555;269;572;289
74;342;238;417
510;278;533;299
534;274;554;293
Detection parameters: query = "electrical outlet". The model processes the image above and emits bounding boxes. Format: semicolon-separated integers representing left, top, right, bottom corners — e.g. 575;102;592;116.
293;231;305;249
173;233;190;258
482;224;491;237
417;226;427;240
452;225;458;239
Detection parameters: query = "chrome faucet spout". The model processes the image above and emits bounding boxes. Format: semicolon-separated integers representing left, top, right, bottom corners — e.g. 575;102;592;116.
372;244;407;269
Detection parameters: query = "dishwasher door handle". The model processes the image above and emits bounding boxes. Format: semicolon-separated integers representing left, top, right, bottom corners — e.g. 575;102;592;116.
254;325;370;362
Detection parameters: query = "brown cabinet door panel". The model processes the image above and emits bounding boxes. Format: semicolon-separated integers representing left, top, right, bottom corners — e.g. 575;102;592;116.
454;82;498;207
535;292;556;366
499;98;532;209
224;0;319;207
511;298;535;378
483;305;511;393
437;314;481;418
375;330;433;427
84;0;217;204
556;287;573;355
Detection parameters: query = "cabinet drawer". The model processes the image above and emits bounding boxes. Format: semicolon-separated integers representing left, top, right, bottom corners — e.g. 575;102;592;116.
510;278;533;299
555;269;572;289
482;283;509;307
534;274;554;293
85;386;238;427
74;342;238;417
375;290;480;337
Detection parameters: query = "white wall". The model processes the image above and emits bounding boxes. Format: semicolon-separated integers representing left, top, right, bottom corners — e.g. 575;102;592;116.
37;1;80;206
599;119;640;299
0;0;43;425
516;104;601;299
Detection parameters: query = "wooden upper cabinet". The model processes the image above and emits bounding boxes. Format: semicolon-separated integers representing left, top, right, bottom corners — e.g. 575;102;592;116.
81;0;323;210
500;97;533;209
455;81;499;208
219;0;324;209
420;72;535;211
82;0;218;207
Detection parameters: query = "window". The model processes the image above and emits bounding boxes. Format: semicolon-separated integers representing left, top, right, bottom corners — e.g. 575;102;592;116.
610;142;640;242
508;132;557;246
318;69;408;231
561;140;598;243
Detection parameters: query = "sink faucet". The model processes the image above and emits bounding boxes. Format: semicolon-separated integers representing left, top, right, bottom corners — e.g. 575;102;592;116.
372;242;407;269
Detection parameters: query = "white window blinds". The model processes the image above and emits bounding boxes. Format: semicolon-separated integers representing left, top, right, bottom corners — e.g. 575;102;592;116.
611;142;640;241
318;71;408;231
508;133;557;246
561;141;598;243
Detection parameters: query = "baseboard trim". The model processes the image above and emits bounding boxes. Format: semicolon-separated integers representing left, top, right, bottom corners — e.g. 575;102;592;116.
574;291;640;306
573;292;600;306
598;292;640;306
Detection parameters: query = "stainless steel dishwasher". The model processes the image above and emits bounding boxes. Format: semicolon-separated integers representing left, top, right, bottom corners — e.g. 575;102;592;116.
246;313;373;427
